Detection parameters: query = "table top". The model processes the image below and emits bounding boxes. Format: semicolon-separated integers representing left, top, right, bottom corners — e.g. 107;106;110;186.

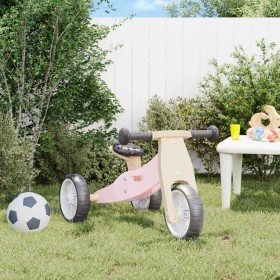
216;135;280;155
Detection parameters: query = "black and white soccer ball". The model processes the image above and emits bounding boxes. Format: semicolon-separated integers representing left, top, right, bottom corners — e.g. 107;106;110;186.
7;192;51;232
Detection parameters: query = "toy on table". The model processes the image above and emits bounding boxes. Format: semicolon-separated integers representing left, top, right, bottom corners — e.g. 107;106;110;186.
59;126;219;240
247;105;280;142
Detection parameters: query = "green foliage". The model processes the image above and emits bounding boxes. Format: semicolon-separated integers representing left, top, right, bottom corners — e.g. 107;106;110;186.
0;113;34;202
162;0;280;17
162;0;201;17
35;123;92;184
237;0;280;17
84;144;127;186
137;95;187;164
140;40;280;179
172;97;220;174
45;12;123;129
139;95;186;131
183;40;280;179
163;0;245;17
0;0;18;17
35;123;126;185
0;0;122;173
138;95;218;173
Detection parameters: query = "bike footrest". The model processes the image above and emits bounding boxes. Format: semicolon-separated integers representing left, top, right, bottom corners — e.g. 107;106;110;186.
112;143;144;157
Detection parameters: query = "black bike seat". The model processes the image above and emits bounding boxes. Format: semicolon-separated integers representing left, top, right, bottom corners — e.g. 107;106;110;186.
112;143;144;157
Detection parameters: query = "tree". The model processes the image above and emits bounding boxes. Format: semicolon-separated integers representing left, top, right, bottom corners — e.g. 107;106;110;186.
0;0;18;17
162;0;245;17
238;0;280;17
162;0;280;17
0;0;122;172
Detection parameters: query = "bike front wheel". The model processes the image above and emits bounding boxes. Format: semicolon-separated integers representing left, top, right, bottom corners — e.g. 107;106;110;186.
60;174;90;222
164;184;204;240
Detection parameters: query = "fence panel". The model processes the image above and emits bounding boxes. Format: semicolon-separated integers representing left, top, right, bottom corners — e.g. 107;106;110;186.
93;18;280;171
94;18;280;130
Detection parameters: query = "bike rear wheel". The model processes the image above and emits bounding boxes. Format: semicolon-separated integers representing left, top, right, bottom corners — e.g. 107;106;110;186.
131;190;162;210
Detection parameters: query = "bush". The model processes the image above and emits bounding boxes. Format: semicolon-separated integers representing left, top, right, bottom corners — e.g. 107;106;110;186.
139;40;280;179
0;113;34;202
137;95;218;173
136;95;187;164
35;123;92;184
83;144;126;187
35;123;126;186
179;39;280;179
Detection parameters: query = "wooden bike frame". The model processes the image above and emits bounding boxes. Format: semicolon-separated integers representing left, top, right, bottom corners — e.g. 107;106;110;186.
90;130;197;224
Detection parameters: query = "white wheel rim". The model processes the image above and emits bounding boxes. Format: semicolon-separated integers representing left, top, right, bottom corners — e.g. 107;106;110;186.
60;178;78;220
132;197;150;209
166;188;191;238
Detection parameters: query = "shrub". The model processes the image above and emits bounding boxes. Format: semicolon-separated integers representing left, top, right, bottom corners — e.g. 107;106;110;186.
0;113;34;202
84;144;126;187
137;95;187;164
138;95;218;173
178;39;280;179
35;123;126;186
139;40;280;179
35;123;92;184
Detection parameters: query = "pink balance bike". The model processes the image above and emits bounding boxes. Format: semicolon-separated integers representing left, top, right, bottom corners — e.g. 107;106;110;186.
59;126;219;240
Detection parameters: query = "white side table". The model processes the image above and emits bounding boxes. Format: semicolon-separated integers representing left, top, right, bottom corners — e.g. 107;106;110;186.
216;135;280;209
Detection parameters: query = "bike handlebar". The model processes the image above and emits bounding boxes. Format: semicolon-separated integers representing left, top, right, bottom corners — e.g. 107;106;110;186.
118;128;153;145
118;125;219;145
191;125;219;142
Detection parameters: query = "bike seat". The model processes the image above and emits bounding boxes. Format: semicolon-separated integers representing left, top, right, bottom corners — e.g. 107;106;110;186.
112;143;144;157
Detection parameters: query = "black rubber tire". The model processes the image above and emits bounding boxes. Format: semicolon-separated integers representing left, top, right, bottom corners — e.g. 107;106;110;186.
164;184;204;240
148;190;162;210
59;174;90;222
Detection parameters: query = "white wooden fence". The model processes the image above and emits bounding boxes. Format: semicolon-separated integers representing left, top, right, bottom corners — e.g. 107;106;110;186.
93;18;280;131
92;18;280;171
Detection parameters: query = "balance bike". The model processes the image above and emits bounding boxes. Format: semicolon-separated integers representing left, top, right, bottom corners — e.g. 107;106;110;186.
59;126;219;240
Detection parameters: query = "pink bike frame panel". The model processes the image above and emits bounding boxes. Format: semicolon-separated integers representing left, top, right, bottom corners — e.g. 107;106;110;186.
95;155;160;203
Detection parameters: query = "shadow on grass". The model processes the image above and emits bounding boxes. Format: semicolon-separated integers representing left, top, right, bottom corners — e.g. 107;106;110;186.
87;202;165;232
118;214;155;228
230;175;280;213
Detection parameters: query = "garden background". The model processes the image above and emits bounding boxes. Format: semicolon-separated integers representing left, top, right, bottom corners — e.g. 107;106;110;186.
95;18;280;131
1;2;280;279
93;17;280;171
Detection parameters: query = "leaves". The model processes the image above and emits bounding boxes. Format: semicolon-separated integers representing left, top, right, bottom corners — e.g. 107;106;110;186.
162;0;280;17
163;0;245;17
139;40;280;178
195;40;280;178
0;0;122;172
0;113;34;202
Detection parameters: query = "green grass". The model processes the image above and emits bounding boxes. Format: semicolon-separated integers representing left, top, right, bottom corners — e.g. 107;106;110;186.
1;175;280;280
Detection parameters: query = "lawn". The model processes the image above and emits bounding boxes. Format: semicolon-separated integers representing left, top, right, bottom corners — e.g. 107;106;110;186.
0;175;280;280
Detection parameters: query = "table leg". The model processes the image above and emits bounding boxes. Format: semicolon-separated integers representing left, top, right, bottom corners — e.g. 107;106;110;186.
232;153;243;195
219;153;233;209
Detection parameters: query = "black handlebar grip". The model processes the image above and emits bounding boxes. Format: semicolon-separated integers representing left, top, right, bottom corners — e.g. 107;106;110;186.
191;125;219;142
118;128;153;145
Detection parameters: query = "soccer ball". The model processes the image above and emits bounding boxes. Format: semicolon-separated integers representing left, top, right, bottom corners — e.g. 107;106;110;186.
7;192;51;232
